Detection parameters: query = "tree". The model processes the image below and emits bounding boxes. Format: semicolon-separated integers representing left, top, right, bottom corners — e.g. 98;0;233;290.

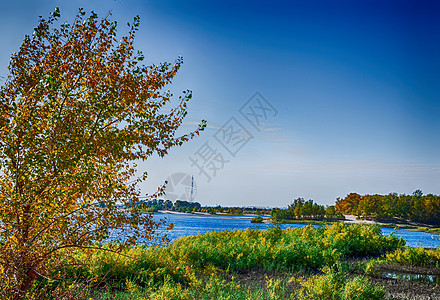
289;197;304;218
358;194;381;218
325;205;338;218
0;8;205;298
335;193;361;215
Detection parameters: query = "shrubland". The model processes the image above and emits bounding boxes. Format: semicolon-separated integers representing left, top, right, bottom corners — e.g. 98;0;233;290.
32;223;404;299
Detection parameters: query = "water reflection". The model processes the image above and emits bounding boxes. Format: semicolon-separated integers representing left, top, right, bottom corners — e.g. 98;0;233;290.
384;272;440;284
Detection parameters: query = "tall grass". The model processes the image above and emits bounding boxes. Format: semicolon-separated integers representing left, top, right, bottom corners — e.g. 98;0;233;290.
51;223;402;299
166;223;402;272
295;264;386;300
384;247;440;267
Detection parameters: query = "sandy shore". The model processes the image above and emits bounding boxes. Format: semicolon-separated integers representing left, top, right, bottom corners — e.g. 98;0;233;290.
157;211;375;223
343;214;376;224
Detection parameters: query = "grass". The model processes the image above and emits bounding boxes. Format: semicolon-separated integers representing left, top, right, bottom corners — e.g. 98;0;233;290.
38;223;405;299
384;247;440;267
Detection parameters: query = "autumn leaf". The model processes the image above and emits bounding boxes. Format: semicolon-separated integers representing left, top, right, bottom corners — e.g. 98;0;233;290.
0;8;205;299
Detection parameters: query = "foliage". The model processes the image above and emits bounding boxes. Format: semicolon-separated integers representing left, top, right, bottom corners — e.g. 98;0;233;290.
335;193;362;216
272;198;325;220
335;190;440;224
49;223;397;299
93;273;292;300
137;200;272;215
137;199;201;212
91;270;384;300
271;198;343;222
174;200;202;212
72;223;401;284
251;216;264;223
384;247;440;267
322;222;404;257
295;265;385;300
0;8;205;298
169;223;402;271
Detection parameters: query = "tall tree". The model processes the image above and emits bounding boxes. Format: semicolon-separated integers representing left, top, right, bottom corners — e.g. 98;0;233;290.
0;8;205;298
335;192;361;215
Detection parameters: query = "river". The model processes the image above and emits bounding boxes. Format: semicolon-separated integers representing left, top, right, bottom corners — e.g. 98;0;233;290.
118;213;440;248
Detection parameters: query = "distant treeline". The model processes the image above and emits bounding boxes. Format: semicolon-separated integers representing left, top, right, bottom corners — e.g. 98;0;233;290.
136;189;440;225
271;198;343;221
335;190;440;225
137;199;271;215
137;199;200;213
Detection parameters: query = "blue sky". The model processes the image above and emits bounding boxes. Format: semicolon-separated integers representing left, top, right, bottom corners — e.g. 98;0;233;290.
1;0;439;207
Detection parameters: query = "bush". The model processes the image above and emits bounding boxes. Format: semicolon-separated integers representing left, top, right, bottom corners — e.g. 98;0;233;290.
323;223;404;257
295;265;385;300
342;276;386;300
385;247;440;267
57;223;398;298
251;216;264;223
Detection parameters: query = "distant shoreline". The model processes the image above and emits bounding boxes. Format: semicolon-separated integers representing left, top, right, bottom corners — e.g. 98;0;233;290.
275;214;440;235
153;211;440;234
156;210;271;221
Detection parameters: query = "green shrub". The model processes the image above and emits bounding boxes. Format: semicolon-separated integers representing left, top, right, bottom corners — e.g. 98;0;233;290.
166;223;402;273
251;216;264;223
295;265;385;300
342;276;386;300
59;223;399;298
323;223;404;257
385;247;440;266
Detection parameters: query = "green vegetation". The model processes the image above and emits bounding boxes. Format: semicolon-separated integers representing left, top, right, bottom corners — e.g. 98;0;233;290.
295;264;385;300
363;245;440;293
0;8;207;298
138;199;272;215
335;190;440;225
137;199;200;213
30;223;403;299
384;247;440;267
138;190;440;231
271;219;339;225
251;216;264;223
271;198;344;222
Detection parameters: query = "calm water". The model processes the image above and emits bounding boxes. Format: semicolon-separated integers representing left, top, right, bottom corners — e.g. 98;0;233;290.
132;213;440;248
384;272;440;284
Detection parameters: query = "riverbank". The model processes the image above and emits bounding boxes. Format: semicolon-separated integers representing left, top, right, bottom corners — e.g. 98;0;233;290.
273;214;440;236
156;209;271;220
347;215;440;236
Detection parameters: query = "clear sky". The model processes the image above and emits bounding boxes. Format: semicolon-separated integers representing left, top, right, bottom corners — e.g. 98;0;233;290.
1;0;439;207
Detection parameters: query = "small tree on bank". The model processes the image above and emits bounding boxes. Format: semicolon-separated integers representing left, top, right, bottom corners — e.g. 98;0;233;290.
0;8;205;298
